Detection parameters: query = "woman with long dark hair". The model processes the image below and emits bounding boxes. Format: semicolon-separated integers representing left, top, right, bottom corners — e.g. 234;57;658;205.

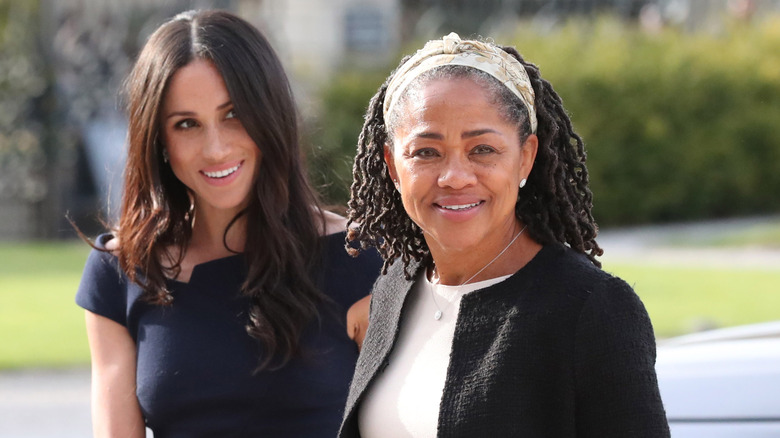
76;10;380;437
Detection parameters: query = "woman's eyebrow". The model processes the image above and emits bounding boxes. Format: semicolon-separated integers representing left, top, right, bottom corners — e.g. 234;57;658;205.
410;128;500;140
164;100;232;120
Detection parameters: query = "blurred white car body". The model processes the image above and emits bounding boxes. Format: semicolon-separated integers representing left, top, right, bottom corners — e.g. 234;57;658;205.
656;321;780;437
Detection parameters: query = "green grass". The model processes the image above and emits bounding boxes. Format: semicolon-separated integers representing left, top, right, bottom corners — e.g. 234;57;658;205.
1;239;778;369
607;262;780;338
0;241;92;369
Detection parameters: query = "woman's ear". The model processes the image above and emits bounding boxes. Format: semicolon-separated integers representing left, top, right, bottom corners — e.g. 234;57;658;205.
383;143;399;185
519;134;538;182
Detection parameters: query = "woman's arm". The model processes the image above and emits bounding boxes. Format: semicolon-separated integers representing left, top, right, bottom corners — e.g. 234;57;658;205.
346;295;372;350
574;277;670;437
85;311;146;438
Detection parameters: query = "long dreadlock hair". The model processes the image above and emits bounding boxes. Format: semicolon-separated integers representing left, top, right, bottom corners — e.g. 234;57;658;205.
346;42;603;278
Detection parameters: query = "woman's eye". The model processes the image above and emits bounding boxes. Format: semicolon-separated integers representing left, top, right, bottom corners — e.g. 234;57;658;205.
225;109;238;120
412;148;438;158
174;119;197;130
472;144;496;155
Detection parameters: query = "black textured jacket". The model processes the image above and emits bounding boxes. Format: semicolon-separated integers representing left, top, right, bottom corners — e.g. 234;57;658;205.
340;244;670;437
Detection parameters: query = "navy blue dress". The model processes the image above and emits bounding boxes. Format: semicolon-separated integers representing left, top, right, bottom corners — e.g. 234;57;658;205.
76;232;382;437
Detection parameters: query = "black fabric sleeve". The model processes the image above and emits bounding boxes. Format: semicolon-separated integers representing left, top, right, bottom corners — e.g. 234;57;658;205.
75;247;128;327
573;276;671;437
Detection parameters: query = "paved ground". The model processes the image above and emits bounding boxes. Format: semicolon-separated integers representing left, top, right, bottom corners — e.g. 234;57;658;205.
0;368;91;438
598;215;780;270
1;216;777;437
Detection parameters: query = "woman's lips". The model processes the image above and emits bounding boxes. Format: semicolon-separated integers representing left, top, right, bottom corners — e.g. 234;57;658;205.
437;201;482;211
200;160;244;186
203;163;241;178
201;160;242;178
433;200;485;221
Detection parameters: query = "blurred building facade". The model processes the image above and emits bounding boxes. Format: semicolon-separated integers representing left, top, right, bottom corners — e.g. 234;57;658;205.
0;0;778;239
0;0;400;239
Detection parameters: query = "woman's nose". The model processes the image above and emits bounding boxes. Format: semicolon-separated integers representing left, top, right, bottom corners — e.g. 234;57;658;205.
203;127;230;161
438;156;477;189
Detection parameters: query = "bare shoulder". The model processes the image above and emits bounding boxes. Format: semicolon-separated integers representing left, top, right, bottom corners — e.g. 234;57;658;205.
320;209;349;236
104;237;119;252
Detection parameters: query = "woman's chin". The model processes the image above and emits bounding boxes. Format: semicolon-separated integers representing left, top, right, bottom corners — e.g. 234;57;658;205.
424;231;484;254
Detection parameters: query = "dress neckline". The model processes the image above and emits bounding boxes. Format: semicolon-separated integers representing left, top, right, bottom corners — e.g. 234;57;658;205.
167;231;348;285
167;253;243;286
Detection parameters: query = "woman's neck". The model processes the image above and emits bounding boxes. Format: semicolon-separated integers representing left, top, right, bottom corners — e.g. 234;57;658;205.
189;204;247;257
160;204;246;283
427;224;542;286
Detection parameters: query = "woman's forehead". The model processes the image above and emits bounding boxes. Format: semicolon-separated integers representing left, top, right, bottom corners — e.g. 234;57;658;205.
389;75;516;135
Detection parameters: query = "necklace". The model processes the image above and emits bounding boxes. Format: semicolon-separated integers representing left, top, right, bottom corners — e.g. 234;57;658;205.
429;225;527;321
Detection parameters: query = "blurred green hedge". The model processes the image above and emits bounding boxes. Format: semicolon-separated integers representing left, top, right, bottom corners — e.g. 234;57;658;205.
308;16;780;226
304;71;387;207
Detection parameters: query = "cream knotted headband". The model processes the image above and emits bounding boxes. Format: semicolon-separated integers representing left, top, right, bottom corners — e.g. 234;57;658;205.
383;32;537;134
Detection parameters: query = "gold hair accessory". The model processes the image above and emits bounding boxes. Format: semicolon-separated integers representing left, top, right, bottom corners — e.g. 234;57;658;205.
384;32;537;133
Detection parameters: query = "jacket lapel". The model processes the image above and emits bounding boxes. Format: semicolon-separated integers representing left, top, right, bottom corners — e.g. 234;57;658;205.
340;258;423;436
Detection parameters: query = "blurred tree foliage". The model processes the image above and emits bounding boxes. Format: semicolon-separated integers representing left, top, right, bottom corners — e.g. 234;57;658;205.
0;1;49;206
513;16;780;225
304;71;387;207
310;16;780;225
0;1;207;237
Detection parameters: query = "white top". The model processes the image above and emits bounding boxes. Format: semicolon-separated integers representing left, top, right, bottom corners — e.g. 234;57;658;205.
358;272;511;438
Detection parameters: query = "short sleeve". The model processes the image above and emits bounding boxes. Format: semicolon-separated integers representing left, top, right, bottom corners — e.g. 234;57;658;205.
75;244;129;327
574;276;670;437
318;232;383;309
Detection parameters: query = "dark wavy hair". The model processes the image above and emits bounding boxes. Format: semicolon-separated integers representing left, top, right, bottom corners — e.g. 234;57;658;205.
346;41;603;277
117;10;324;369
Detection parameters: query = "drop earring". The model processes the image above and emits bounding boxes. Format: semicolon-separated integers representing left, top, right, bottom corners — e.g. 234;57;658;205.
162;149;169;163
519;178;527;188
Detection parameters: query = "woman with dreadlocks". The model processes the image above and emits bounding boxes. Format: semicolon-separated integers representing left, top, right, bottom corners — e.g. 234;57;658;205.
339;33;669;437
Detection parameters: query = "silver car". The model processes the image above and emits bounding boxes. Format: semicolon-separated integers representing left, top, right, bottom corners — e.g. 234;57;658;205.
656;321;780;437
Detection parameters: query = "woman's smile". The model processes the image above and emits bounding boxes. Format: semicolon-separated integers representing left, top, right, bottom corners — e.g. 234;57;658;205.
200;160;244;185
433;197;485;222
437;201;482;211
